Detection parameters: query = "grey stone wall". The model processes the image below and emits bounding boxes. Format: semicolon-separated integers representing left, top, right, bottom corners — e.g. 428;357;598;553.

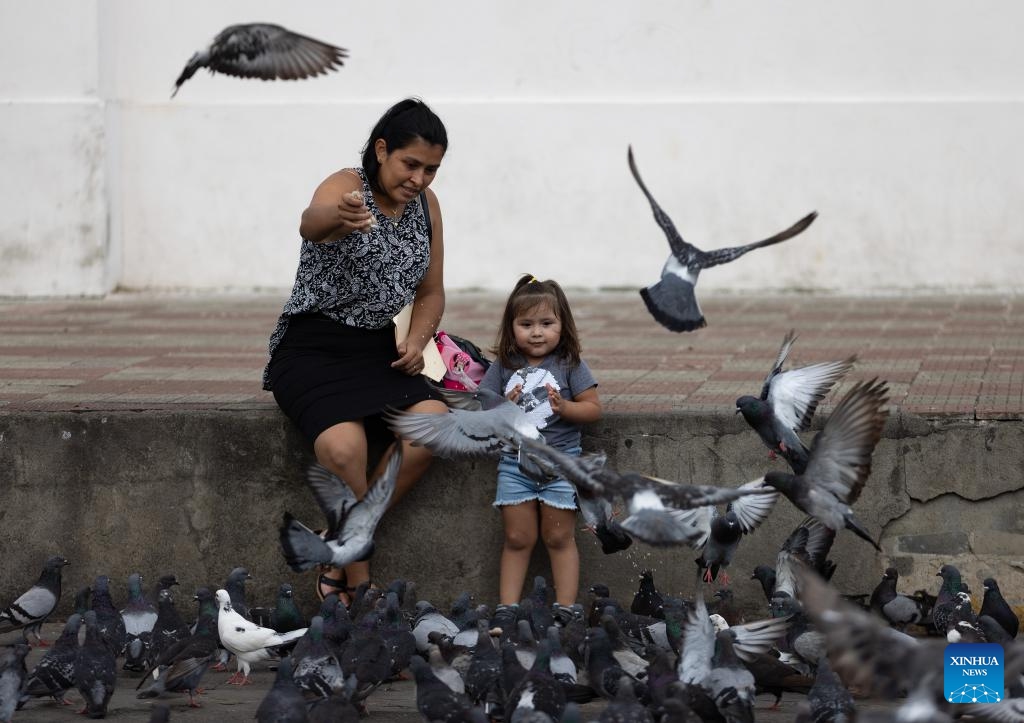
0;410;1020;620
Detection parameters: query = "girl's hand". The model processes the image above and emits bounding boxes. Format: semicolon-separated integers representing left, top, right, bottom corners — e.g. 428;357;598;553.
506;384;523;403
546;383;566;414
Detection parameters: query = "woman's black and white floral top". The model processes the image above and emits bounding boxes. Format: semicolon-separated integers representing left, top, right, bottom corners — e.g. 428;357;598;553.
262;168;431;390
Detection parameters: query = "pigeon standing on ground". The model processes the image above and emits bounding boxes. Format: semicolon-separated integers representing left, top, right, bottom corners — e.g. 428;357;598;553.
980;576;1019;639
121;572;159;672
869;568;923;632
90;575;127;658
408;654;476;723
931;564;967;636
255;655;308;723
279;448;400;572
224;567;253;621
736;330;856;474
147;587;190;670
75;610;117;719
20;613;83;705
0;554;68;646
0;643;29;723
627;145;817;332
762;379;890;550
269;583;306;634
215;589;306;685
173;23;348;98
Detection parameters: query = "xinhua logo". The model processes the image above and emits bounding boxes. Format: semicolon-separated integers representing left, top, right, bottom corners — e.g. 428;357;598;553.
944;643;1004;703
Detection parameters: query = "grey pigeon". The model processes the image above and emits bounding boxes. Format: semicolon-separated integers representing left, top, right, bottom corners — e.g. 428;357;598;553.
137;588;219;708
804;656;855;722
869;568;923;632
980;576;1019;639
291;616;344;698
408;654;476;723
173;23;348;98
75;610;117;719
379;591;416;679
0;643;29;723
121;572;158;672
0;554;68;645
255;655;308;723
736;330;856;474
762;378;890;550
680;479;779;584
628;145;817;332
384;387;552;481
464;618;503;714
20;613;82;705
412;601;460;653
147;587;190;670
339;610;391;705
279;448;399;572
90;574;127;658
269;583;306;634
931;564;966;635
519;436;766;547
224;566;252;620
506;639;567;723
598;673;653;723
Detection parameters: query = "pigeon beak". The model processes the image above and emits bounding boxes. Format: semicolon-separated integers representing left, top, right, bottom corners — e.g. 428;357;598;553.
734;407;741;414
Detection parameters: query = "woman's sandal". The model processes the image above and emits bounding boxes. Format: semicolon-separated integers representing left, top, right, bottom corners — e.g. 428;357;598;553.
316;570;355;607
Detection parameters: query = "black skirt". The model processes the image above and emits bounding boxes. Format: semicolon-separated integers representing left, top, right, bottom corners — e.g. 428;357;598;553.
266;313;437;442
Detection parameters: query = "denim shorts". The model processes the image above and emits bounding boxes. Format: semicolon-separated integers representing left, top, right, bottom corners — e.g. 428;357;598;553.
494;447;580;511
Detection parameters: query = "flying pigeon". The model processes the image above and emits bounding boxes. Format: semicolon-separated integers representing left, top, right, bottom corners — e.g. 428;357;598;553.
215;588;306;685
679;478;779;584
736;330;856;474
20;613;82;705
761;378;890;550
869;567;924;632
74;610;117;719
628;145;817;332
173;23;348;98
0;554;68;646
384;387;552;481
279;448;399;573
518;436;765;547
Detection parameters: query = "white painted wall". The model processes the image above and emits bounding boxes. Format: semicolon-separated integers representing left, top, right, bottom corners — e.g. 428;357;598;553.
2;0;1022;296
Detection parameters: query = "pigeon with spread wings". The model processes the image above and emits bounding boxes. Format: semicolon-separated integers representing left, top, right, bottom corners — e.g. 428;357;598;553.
519;436;765;547
628;146;817;332
173;23;348;98
736;330;856;474
762;378;890;551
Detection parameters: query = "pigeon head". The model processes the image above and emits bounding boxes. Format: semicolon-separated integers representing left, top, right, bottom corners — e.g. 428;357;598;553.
982;577;999;592
277;583;294;599
735;395;770;420
127;572;144;595
589;583;611;598
227;567;252;583
214;588;233;611
93;574;111;593
193;586;213;603
883;567;899;581
157;574;179;589
44;555;70;570
761;471;793;493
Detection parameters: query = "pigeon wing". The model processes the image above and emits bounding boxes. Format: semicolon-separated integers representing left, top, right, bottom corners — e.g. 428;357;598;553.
728;616;792;663
678;594;713;686
208;24;347;81
759;330;798;400
803;379;889;504
304;463;357;537
628;146;700;267
338;448;399;545
768;357;856;433
697;211;818;271
726;478;779;533
384;407;510;458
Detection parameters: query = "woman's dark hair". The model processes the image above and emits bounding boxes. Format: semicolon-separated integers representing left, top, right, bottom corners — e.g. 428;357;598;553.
493;274;582;369
361;98;448;192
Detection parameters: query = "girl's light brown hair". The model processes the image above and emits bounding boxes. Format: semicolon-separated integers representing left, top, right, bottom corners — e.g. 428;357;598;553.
492;274;582;369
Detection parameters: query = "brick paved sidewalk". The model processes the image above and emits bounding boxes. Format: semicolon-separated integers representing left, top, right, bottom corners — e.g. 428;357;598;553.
0;291;1020;419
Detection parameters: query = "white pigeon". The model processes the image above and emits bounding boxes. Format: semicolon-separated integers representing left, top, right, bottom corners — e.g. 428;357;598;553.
214;589;305;685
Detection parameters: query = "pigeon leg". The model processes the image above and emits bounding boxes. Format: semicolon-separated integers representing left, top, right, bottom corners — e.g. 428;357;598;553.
226;671;244;685
720;571;731;586
702;568;714;584
188;690;202;708
767;449;778;461
211;661;227;671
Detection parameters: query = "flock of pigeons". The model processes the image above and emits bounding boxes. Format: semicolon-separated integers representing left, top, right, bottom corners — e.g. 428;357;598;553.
0;547;1020;722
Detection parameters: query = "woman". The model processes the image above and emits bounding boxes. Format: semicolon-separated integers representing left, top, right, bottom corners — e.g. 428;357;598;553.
263;98;450;604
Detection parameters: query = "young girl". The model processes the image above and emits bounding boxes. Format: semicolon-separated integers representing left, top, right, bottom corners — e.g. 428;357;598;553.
478;274;603;628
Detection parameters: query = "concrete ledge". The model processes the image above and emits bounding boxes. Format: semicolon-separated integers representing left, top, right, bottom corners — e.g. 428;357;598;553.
1;409;1021;619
